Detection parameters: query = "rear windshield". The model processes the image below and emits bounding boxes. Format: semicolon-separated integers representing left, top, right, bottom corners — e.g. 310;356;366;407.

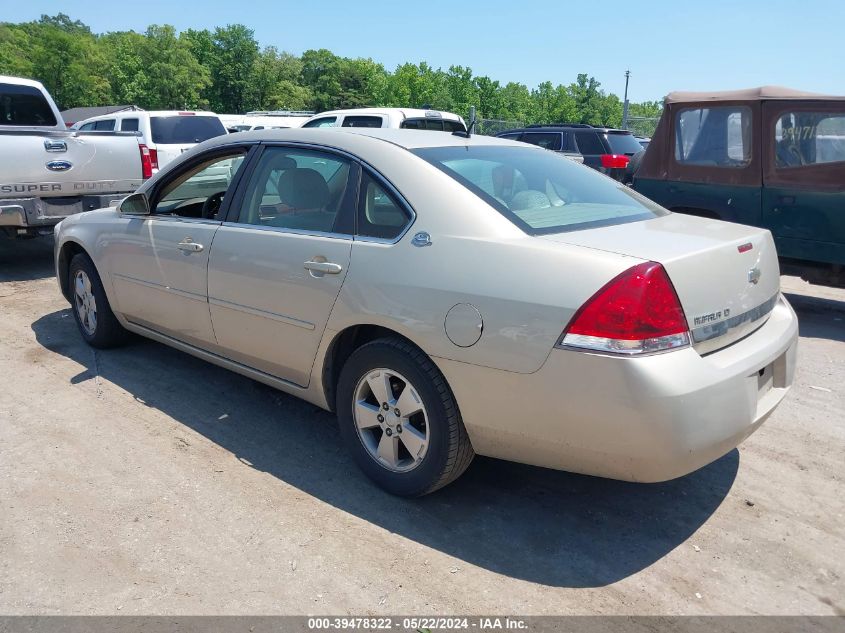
150;115;226;144
401;118;466;132
605;132;645;155
412;145;666;235
0;83;57;126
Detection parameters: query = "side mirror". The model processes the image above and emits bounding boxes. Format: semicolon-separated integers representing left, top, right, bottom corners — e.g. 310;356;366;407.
119;192;150;215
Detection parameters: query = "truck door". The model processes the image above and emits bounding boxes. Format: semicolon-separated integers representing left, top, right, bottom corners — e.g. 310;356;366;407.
659;102;763;225
762;101;845;266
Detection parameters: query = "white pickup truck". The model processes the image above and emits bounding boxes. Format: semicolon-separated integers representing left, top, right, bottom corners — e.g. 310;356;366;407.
0;75;144;239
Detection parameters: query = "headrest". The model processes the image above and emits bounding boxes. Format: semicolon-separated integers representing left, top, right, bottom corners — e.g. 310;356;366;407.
277;168;330;210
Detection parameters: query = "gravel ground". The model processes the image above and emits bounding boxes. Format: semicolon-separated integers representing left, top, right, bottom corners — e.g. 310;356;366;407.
0;237;842;615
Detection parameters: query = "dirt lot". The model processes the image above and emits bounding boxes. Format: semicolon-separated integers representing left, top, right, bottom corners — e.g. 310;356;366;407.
0;237;843;616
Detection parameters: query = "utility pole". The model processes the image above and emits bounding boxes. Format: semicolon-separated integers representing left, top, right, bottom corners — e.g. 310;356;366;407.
622;69;631;130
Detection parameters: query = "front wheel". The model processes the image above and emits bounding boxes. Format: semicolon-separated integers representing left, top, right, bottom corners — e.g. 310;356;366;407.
336;337;474;496
68;253;128;349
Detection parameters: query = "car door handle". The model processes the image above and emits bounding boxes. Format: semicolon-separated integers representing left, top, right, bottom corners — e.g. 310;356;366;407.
304;260;343;274
177;240;204;253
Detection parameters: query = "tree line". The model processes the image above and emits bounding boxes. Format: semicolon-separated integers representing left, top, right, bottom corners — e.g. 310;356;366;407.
0;13;662;127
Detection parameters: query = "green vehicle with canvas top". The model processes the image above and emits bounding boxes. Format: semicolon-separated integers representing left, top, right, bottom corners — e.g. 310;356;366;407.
633;87;845;286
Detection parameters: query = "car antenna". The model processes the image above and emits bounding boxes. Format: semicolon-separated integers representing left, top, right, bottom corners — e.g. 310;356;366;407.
452;106;476;139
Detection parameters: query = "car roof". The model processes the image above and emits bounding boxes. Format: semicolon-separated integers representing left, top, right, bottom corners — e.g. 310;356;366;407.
665;86;845;103
144;110;220;117
500;125;631;134
201;127;523;152
0;75;47;89
304;108;464;122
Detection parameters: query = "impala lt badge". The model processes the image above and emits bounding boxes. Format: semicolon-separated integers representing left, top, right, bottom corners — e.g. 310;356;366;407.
46;160;73;172
748;267;761;285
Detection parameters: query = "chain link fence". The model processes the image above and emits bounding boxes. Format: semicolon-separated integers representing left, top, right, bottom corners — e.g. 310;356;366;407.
623;116;660;138
475;118;524;136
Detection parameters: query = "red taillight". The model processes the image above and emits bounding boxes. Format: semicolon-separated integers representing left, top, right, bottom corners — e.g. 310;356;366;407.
138;145;159;179
600;154;630;169
139;144;153;179
560;262;690;355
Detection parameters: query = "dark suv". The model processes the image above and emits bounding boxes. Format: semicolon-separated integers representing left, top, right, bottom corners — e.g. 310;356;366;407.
496;124;644;181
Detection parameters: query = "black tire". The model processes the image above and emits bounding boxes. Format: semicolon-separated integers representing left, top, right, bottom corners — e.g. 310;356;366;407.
68;253;128;349
336;337;474;496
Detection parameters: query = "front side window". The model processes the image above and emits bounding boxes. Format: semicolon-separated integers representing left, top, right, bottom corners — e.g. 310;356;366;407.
154;152;247;219
341;116;383;128
236;147;354;234
413;145;666;235
775;112;845;167
521;133;562;151
79;122;95;131
675;106;751;167
358;173;411;240
0;83;57;126
302;116;337;128
150;115;226;144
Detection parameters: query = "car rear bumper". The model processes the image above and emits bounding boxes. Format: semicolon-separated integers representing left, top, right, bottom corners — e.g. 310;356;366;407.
0;194;129;230
435;294;798;482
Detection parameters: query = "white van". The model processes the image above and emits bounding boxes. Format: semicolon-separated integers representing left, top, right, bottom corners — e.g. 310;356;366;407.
300;107;467;132
74;110;227;172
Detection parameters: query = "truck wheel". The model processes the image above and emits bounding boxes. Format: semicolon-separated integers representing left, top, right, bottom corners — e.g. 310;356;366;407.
336;337;474;496
68;253;128;349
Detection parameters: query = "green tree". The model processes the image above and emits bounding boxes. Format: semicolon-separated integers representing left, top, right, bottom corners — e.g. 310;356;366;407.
385;62;448;109
1;14;666;128
100;31;150;105
140;25;209;109
210;24;259;112
498;82;532;123
249;46;311;110
14;18;109;108
0;24;34;78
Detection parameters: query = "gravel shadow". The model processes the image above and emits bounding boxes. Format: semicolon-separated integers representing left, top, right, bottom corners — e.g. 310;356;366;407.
32;308;738;588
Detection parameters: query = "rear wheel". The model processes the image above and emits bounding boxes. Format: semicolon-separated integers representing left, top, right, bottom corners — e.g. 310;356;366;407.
68;253;128;349
336;337;474;496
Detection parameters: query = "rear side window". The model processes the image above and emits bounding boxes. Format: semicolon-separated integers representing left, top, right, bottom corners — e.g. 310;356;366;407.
605;132;644;155
0;82;57;126
358;172;411;240
675;106;751;167
302;116;337;128
402;118;466;132
521;133;562;151
413;145;665;235
121;118;139;132
574;131;605;155
775;112;845;167
342;116;383;128
150;115;226;144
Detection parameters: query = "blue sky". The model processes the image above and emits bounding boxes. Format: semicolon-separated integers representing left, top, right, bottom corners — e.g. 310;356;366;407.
5;0;844;101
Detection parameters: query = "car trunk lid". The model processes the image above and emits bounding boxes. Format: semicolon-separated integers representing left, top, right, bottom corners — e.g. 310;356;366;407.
541;213;781;354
